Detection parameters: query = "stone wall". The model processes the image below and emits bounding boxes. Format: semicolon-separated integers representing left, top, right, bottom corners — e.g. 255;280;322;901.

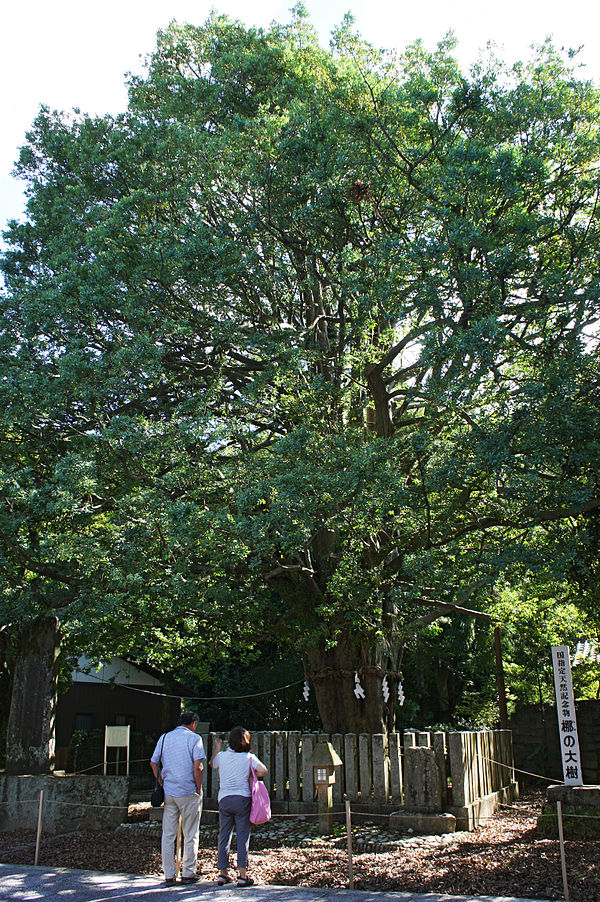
0;775;129;833
509;700;600;784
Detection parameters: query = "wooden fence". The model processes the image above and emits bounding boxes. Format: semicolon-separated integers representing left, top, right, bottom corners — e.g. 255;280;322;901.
447;729;515;809
199;728;515;813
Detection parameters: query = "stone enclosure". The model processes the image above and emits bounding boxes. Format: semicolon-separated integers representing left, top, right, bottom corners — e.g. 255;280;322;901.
0;775;129;833
538;783;600;838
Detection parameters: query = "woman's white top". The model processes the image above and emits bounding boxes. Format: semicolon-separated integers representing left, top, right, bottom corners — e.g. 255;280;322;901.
213;748;264;801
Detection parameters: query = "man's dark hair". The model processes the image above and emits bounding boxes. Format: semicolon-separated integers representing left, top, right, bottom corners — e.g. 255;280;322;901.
179;711;199;727
228;726;251;752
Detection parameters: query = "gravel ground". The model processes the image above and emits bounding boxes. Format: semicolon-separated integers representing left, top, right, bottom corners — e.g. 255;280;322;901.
0;792;597;902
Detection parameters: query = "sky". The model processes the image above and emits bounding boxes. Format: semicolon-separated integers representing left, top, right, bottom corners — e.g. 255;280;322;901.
2;0;600;234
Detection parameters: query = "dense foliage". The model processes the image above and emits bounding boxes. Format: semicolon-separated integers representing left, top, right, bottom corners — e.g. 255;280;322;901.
1;10;600;743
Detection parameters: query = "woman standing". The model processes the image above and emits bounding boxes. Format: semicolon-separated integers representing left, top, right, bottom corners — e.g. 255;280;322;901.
211;726;267;887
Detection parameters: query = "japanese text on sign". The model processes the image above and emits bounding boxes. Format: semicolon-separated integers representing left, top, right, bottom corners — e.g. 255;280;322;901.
551;646;583;786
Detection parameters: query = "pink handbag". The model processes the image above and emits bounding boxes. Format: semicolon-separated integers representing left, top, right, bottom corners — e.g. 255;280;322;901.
249;759;271;824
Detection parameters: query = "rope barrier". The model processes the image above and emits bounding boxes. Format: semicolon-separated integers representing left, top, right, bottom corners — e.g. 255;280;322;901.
3;799;121;811
543;810;600;821
74;672;305;701
2;799;597;822
71;756;152;774
71;762;105;774
40;800;128;809
203;809;326;818
479;754;562;785
0;802;512;825
0;799;40;806
337;810;393;820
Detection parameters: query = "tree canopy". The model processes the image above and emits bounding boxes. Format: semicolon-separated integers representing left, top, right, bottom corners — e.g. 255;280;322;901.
2;11;600;751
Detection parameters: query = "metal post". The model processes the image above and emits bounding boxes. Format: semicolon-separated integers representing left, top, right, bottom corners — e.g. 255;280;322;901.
34;790;45;866
345;797;353;889
556;801;569;901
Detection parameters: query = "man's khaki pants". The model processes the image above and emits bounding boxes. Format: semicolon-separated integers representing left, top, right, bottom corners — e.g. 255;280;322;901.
162;792;202;880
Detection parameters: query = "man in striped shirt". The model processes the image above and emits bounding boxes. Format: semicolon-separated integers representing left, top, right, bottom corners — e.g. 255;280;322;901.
151;712;206;885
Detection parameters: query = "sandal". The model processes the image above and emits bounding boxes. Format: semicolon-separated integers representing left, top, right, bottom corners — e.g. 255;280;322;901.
217;876;232;886
237;877;255;887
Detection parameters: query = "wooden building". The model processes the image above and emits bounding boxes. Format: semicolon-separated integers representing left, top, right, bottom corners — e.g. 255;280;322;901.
55;656;190;767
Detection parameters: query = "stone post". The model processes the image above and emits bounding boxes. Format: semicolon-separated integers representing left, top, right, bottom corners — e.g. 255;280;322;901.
288;732;301;801
331;733;344;802
301;733;317;801
433;731;447;807
275;732;286;801
344;733;358;800
372;733;389;803
200;731;209;796
403;746;442;812
388;732;403;805
448;732;467;808
358;733;372;801
261;732;272;794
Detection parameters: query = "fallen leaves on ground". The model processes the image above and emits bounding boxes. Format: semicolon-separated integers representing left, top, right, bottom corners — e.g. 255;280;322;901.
0;793;597;901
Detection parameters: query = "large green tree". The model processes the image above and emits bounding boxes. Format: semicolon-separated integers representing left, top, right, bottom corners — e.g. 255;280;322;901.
2;12;600;763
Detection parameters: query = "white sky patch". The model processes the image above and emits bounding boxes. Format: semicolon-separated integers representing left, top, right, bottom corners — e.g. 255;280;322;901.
1;0;599;232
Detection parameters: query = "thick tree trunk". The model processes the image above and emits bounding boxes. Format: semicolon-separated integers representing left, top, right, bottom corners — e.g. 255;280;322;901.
307;634;398;734
5;616;60;774
268;545;401;734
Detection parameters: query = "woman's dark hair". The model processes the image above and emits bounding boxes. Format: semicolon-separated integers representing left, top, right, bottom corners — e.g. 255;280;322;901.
229;726;251;752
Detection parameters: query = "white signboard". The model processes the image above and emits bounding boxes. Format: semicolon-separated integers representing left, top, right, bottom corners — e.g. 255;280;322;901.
551;646;583;786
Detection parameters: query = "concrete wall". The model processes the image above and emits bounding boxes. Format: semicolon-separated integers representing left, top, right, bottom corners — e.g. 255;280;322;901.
0;775;129;834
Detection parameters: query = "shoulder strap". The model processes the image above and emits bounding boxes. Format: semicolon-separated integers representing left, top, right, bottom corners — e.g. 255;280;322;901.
158;731;168;767
248;751;256;782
